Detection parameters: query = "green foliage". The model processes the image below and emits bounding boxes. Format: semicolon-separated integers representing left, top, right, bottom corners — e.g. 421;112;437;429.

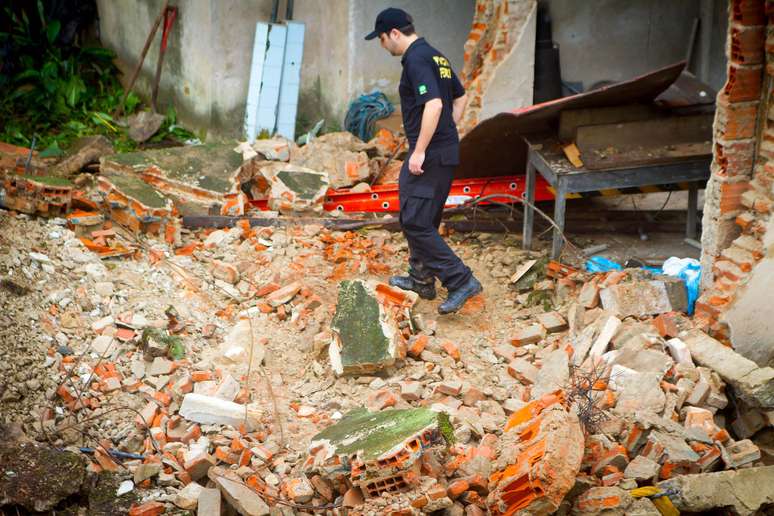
0;1;194;154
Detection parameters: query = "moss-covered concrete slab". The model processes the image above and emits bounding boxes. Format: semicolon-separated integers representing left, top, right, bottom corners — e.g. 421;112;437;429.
309;408;450;464
261;163;329;214
329;279;399;376
100;170;170;210
0;442;86;512
101;143;243;198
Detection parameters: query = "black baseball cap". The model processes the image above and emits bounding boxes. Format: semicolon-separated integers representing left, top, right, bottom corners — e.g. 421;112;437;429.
364;8;413;40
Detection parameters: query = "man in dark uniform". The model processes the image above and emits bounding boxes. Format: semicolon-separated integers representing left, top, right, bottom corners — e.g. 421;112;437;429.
365;7;482;314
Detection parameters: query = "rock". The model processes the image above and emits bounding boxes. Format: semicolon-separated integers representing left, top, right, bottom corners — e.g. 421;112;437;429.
209;466;270;515
329;280;404;376
400;381;424;401
536;311;568;333
682;330;774;408
0;442;86;512
197;487;221;515
531;349;569;399
220;317;265;366
573;486;634;514
615;372;666;414
600;280;675;317
148;356;173;376
261;163;329;214
507;358;539;384
174;481;205;510
292;132;371;188
658;466;774;514
613;345;673;379
92;334;115;354
589;315;622;359
127;111;166;143
52;135;113;176
179;393;261;430
266;281;302;307
623;455;660;482
511;324;546;345
133;462;162;483
665;337;692;365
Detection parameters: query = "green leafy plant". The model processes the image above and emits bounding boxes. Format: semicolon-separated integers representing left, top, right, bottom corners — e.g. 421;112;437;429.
0;1;194;154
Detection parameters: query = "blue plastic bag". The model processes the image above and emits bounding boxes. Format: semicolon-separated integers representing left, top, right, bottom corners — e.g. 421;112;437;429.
585;256;622;273
661;257;701;315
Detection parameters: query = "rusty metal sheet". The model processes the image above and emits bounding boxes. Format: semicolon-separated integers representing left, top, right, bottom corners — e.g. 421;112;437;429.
456;61;687;179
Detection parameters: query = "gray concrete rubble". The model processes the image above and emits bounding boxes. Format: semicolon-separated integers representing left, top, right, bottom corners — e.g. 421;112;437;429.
260;162;329;214
292;132;377;189
682;329;774;408
658;466;774;515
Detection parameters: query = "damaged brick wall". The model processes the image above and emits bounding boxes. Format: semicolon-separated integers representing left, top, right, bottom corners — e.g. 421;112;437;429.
459;0;537;134
698;0;774;344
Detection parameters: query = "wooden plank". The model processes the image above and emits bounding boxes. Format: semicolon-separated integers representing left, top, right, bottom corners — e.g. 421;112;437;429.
576;114;713;170
558;103;662;141
562;143;584;168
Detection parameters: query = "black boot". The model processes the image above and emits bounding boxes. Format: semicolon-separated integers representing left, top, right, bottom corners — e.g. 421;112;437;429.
438;276;483;314
389;275;437;300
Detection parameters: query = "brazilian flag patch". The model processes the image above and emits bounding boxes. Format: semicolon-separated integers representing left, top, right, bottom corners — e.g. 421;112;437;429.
418;84;427;95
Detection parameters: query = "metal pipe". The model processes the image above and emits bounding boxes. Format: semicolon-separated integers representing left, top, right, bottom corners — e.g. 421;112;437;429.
285;0;294;20
270;0;280;23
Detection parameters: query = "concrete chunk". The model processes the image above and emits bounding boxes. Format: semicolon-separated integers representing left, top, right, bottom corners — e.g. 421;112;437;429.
536;311;568;333
658;466;774;514
179;393;261;430
589;315;621;359
261;163;329;214
600;280;674;317
532;349;569;399
329;280;403;376
197;487;221;516
682;330;774;408
209;466;270;515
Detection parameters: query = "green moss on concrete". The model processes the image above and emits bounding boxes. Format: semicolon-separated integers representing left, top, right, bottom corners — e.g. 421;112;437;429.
104;143;242;194
24;175;74;187
102;171;168;209
312;408;448;461
277;169;327;200
331;280;391;371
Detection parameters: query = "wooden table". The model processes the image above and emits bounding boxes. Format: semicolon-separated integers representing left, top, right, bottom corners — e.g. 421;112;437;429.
521;135;712;259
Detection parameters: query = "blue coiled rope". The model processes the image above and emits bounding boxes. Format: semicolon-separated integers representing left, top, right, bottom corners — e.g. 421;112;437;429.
344;91;394;142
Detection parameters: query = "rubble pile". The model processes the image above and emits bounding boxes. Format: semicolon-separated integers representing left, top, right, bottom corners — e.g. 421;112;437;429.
0;189;772;514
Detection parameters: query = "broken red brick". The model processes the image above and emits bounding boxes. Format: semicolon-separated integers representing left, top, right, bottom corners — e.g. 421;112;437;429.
128;501;165;516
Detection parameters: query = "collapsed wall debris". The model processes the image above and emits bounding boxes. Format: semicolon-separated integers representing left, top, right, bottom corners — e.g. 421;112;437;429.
329;280;416;376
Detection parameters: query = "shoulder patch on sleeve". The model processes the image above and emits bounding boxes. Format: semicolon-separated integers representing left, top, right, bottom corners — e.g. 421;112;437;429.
418;84;427;95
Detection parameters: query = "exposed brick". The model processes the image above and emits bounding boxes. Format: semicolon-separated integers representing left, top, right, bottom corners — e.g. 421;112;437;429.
731;0;766;26
713;259;747;282
719;180;751;213
723;63;763;102
720;245;756;271
735;211;756;230
732;234;764;256
728;23;765;64
741;188;773;213
713;137;756;177
715;95;759;140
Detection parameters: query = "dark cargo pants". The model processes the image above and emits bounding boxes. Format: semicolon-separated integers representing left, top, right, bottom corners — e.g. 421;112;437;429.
398;151;472;291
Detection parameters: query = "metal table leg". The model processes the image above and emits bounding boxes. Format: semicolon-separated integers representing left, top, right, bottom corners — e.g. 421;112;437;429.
686;182;698;240
551;186;567;259
523;160;536;250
